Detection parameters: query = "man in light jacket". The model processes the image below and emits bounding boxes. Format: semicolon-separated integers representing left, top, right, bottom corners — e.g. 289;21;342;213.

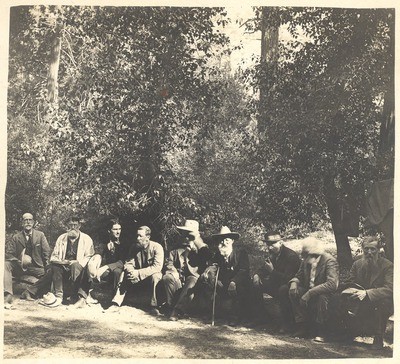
107;226;164;314
49;216;94;308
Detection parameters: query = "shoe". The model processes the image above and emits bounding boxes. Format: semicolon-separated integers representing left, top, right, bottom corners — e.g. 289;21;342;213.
71;297;87;309
279;324;293;334
104;304;120;313
4;293;14;309
149;307;161;316
169;308;184;321
291;322;308;338
371;335;384;350
86;294;98;305
20;290;35;301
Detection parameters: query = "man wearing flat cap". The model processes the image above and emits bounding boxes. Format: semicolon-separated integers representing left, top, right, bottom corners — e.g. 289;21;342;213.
163;219;211;320
252;231;301;331
209;226;251;325
282;237;339;341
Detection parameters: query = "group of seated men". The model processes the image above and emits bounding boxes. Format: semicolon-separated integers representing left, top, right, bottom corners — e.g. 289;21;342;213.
4;213;393;349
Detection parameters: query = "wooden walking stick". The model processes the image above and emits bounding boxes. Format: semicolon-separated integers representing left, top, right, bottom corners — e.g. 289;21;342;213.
211;265;220;326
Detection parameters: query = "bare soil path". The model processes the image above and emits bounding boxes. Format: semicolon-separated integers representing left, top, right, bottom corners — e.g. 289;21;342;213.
3;298;393;359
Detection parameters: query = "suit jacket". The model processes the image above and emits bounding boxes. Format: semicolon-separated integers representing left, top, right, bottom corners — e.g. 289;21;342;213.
259;245;301;287
349;256;393;303
5;229;50;268
100;240;129;266
289;252;339;297
50;231;94;267
125;240;164;281
213;247;250;287
165;241;211;280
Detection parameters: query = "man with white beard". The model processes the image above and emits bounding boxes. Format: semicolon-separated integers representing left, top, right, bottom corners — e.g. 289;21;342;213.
209;226;251;326
339;236;393;349
47;216;94;308
285;237;339;342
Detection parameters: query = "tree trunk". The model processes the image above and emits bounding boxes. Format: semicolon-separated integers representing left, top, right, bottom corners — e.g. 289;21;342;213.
324;181;353;270
378;10;395;176
47;23;63;103
259;7;279;136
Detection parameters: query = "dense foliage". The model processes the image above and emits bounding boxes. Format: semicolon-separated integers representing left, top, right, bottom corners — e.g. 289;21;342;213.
7;6;394;265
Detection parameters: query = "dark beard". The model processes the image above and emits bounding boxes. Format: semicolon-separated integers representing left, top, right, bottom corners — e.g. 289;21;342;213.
361;255;379;273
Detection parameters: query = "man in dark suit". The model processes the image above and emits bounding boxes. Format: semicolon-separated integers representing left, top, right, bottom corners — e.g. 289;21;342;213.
4;213;51;308
210;226;251;325
252;231;301;331
163;219;211;320
92;218;128;289
283;237;339;341
339;236;393;349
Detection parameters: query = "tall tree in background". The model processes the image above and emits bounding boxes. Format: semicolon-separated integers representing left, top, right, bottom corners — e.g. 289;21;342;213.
250;7;394;268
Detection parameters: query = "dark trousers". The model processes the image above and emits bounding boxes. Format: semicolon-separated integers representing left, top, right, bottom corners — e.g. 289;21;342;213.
112;271;162;307
281;284;331;325
26;269;53;297
253;277;282;318
218;279;251;319
100;261;124;290
51;262;90;299
4;260;46;295
163;273;198;310
339;295;393;337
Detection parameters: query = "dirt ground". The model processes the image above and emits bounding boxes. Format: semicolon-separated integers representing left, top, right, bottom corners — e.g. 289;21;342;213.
3;295;393;360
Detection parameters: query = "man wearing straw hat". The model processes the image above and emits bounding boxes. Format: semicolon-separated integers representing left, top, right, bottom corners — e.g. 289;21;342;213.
163;219;211;321
210;226;251;325
5;212;51;309
252;230;301;331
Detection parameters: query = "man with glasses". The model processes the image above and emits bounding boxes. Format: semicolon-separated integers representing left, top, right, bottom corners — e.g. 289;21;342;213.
4;212;51;309
252;231;301;332
47;216;94;308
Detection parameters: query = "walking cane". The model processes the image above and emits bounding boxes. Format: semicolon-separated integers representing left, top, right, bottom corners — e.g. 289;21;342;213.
211;265;220;326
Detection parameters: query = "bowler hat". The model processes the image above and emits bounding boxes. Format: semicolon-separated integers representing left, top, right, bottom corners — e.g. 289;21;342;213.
212;226;240;240
264;231;283;244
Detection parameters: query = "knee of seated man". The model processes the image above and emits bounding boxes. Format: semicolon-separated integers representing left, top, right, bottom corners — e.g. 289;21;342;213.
150;272;163;282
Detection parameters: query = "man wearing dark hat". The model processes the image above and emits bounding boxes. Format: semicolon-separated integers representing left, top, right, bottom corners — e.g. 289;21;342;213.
163;219;211;320
283;237;339;341
252;231;301;330
209;226;251;325
5;212;51;308
338;236;393;349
